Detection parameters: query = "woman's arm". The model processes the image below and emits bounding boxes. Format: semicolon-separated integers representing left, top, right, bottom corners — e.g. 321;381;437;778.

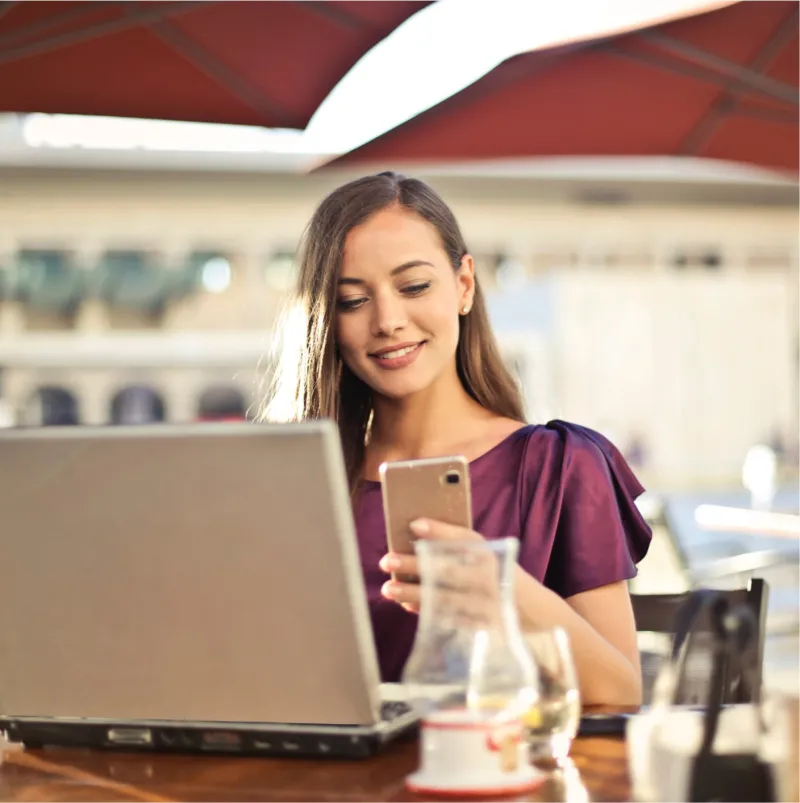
514;570;642;706
380;518;643;707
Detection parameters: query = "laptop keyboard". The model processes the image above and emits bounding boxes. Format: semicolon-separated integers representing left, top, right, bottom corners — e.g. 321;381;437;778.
380;700;413;721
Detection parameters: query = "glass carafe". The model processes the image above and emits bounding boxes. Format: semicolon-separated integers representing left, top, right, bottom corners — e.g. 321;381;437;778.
402;537;542;796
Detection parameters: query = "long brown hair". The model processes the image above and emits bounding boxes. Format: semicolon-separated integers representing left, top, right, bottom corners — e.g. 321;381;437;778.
261;172;525;493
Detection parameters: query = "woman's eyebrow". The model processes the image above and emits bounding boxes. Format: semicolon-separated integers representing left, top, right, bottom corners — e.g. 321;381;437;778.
338;260;434;286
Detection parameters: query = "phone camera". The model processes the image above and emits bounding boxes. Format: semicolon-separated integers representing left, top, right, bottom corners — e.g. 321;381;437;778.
444;471;461;485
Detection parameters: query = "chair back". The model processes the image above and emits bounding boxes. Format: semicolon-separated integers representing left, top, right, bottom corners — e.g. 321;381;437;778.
632;578;768;704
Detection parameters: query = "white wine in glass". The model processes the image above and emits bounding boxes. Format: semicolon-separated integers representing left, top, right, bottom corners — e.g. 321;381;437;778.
523;628;581;762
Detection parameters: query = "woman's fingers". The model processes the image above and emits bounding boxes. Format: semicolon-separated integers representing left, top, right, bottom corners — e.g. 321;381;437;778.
379;552;497;596
409;518;482;541
380;578;500;626
382;579;421;611
380;522;500;621
446;560;500;598
379;552;418;578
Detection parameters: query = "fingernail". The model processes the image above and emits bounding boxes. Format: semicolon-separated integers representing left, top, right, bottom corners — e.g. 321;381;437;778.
379;555;401;572
381;582;400;599
409;519;429;535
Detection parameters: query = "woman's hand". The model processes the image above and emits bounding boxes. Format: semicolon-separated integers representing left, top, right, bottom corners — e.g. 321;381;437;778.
378;518;488;614
379;519;643;705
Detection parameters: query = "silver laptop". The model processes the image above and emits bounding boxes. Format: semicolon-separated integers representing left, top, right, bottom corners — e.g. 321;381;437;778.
0;421;417;757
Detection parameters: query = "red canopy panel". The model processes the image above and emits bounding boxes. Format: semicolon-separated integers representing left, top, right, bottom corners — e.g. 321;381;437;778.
0;1;430;129
331;1;799;173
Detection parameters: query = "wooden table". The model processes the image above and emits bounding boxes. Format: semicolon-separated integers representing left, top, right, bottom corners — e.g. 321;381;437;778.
0;732;631;802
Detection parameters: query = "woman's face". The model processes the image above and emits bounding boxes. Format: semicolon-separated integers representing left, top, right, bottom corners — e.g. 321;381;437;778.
335;205;474;401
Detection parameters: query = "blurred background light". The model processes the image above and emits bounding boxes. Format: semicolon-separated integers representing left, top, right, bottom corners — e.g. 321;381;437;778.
200;258;232;294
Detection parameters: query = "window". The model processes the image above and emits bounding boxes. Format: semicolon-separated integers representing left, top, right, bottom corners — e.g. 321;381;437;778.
96;249;169;316
264;250;298;291
530;249;579;272
670;247;723;270
745;248;793;271
185;251;233;294
16;249;83;315
597;249;654;269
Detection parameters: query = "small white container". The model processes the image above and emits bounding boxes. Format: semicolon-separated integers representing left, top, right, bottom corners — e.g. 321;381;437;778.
406;709;543;797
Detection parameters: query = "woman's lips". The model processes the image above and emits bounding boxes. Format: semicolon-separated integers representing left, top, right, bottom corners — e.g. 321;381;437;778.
369;342;425;370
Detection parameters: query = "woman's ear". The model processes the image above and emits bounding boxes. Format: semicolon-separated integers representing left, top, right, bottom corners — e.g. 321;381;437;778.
457;254;476;312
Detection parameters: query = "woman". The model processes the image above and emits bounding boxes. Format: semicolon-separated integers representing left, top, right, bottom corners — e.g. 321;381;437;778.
264;172;651;706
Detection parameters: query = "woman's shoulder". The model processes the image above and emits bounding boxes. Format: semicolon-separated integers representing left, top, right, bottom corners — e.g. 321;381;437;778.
478;419;644;501
482;419;625;463
508;422;652;593
528;419;630;465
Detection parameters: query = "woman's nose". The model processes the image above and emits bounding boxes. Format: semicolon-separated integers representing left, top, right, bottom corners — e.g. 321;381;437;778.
371;293;407;337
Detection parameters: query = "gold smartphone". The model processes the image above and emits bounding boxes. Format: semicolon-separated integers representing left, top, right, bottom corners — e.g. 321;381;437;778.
378;455;473;583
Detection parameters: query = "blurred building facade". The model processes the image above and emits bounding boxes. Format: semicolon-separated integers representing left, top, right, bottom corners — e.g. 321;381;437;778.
0;166;797;489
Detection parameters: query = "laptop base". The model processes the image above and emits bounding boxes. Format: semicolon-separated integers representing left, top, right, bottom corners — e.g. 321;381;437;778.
3;715;419;759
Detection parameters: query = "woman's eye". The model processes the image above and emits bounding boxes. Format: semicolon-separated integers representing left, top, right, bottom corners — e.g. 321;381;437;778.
336;297;367;311
402;282;431;296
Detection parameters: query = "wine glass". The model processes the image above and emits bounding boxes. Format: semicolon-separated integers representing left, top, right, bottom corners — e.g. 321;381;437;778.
522;627;581;763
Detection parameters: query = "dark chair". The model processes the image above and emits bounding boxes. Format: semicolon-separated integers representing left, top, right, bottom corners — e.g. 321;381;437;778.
197;385;247;422
110;385;166;425
631;578;768;705
26;386;81;426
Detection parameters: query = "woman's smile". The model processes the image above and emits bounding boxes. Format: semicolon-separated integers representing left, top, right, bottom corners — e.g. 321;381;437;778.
369;341;426;370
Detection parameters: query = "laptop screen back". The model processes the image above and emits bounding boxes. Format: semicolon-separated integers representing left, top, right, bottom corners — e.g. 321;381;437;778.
0;421;381;726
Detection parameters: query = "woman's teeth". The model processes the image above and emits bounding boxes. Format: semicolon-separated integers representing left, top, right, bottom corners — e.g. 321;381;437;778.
376;344;418;360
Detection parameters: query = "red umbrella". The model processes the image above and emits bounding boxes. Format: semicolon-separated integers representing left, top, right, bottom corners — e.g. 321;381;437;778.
0;1;429;129
328;1;799;173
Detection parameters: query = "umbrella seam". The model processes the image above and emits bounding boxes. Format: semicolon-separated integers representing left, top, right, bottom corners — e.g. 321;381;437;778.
679;5;800;155
143;13;299;129
0;1;204;65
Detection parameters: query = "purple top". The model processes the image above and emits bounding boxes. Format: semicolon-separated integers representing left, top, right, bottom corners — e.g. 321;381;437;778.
355;420;653;682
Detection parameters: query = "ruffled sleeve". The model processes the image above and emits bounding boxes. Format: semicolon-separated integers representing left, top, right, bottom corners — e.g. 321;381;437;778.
517;420;652;599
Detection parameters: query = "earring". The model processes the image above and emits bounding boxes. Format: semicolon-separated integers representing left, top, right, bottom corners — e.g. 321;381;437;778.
461;305;470;315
